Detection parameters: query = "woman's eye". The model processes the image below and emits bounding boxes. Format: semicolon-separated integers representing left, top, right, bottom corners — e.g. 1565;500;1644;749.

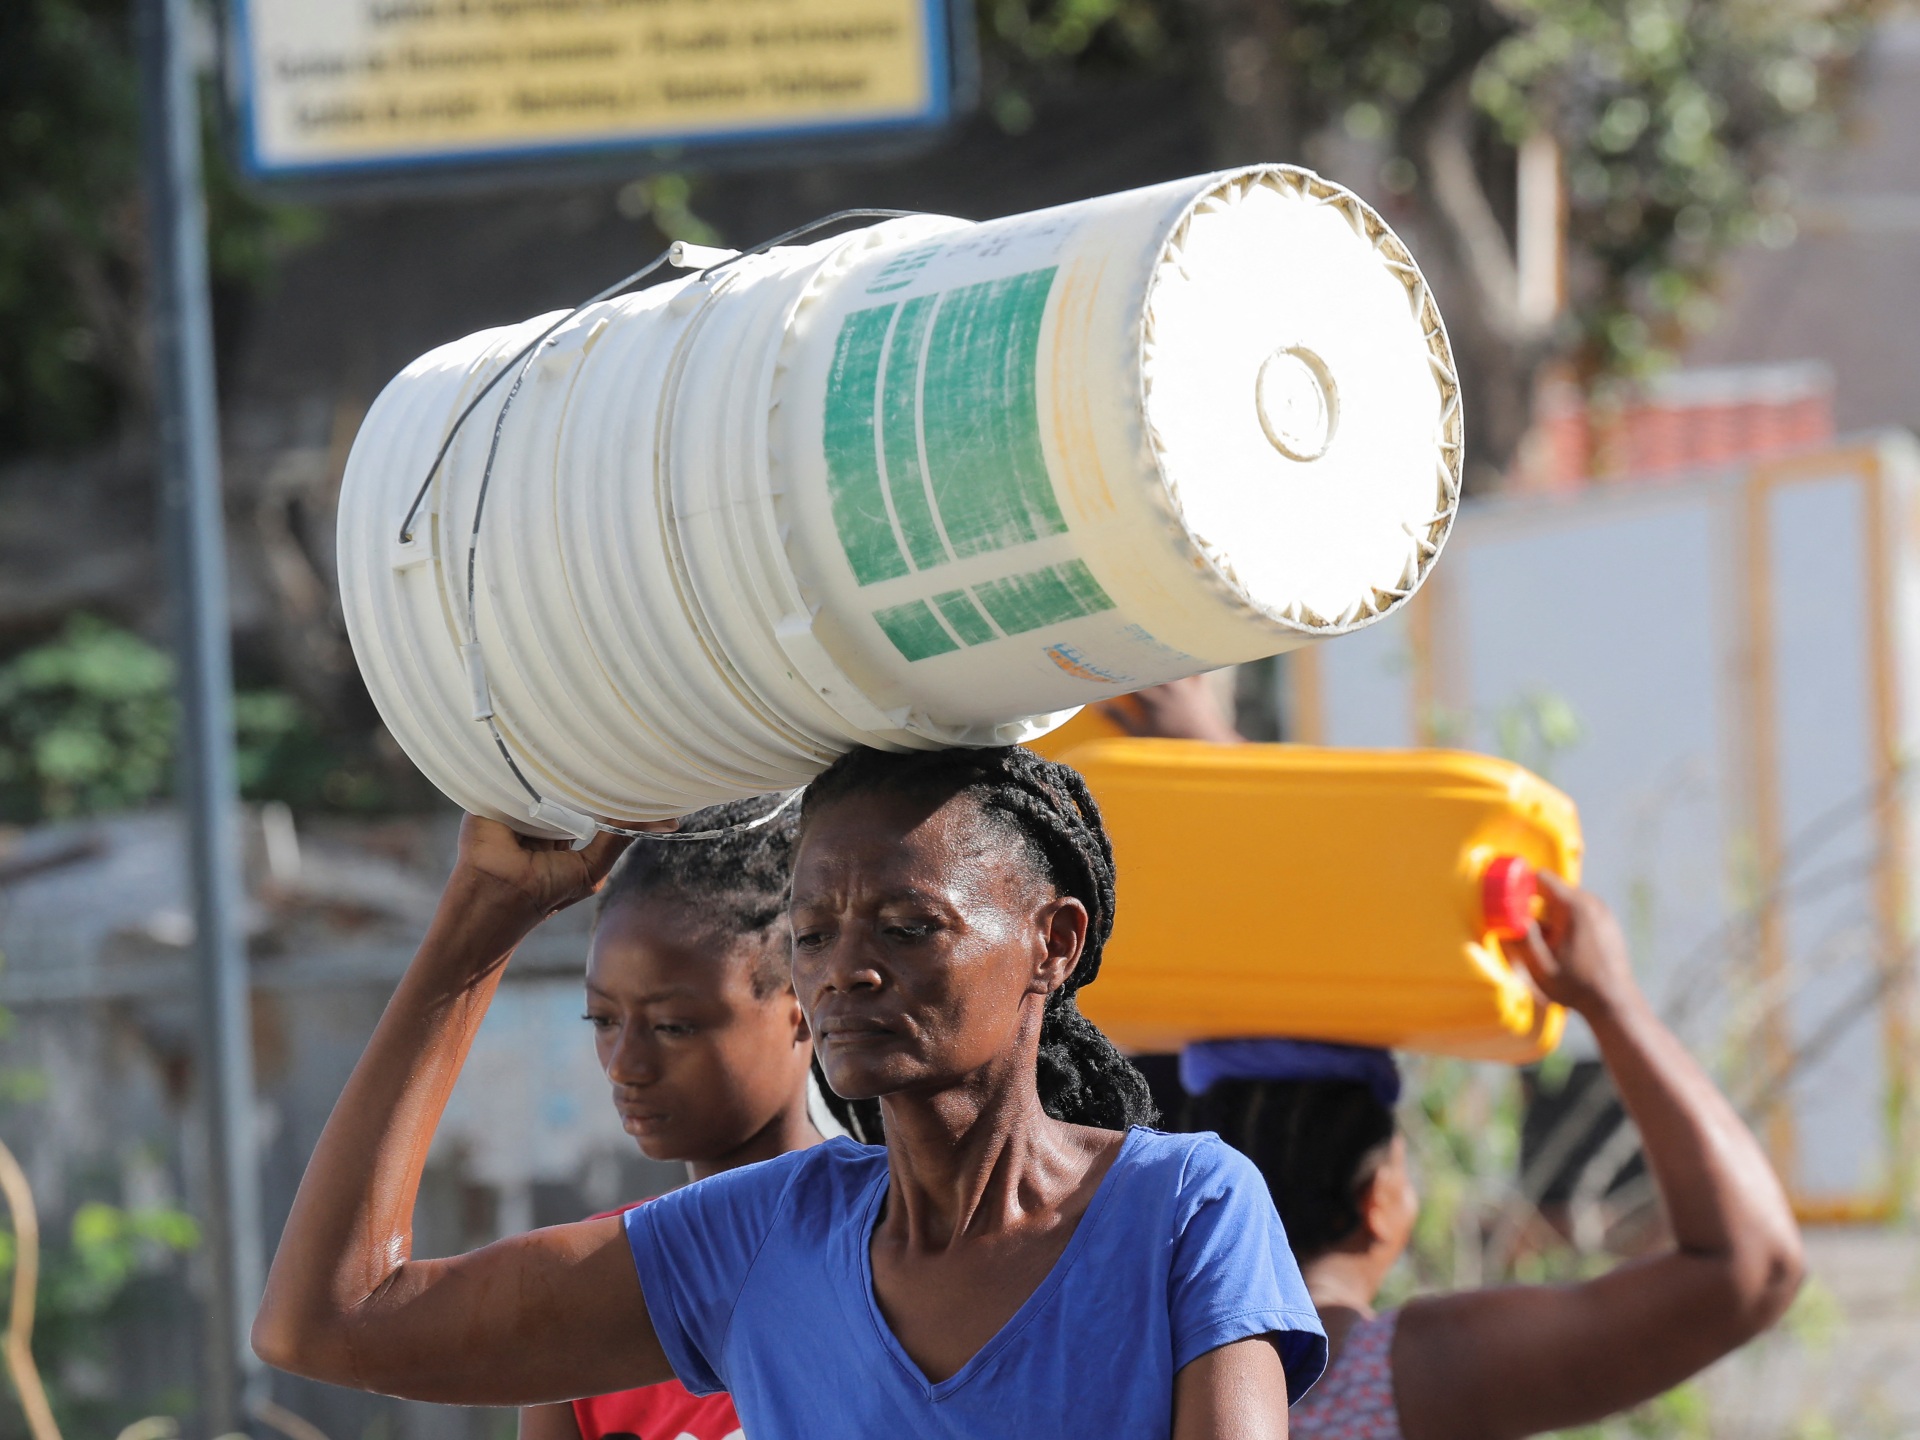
884;922;932;941
793;930;830;951
653;1022;696;1037
581;1013;616;1031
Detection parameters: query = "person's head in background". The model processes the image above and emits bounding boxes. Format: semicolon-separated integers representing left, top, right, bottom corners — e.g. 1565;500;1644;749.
586;798;832;1182
1184;1041;1417;1304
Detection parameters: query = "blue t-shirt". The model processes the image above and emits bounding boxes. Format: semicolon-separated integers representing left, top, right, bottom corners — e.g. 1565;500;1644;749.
625;1126;1327;1438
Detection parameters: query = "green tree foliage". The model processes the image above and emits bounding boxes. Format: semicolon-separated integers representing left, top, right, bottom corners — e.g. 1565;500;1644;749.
0;617;174;820
0;982;199;1434
0;615;394;822
0;0;141;455
0;0;315;461
612;174;722;244
0;1198;202;1435
1475;0;1858;377
980;0;1181;129
1493;689;1585;779
0;983;199;1436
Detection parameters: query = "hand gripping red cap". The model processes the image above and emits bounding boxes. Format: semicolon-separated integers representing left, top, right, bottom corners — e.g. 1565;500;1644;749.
1481;855;1537;941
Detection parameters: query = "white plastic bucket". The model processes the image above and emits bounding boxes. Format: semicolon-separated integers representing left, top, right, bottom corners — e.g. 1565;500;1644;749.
337;165;1463;836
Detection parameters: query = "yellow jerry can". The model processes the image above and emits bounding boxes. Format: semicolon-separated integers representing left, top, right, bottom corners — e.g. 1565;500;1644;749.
1057;738;1583;1062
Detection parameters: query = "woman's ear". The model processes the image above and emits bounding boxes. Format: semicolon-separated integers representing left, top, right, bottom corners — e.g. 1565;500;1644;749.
1355;1168;1392;1246
1032;894;1089;997
1356;1136;1418;1254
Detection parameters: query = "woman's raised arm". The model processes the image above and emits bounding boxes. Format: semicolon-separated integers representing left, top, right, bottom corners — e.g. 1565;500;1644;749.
1392;876;1805;1440
252;817;678;1403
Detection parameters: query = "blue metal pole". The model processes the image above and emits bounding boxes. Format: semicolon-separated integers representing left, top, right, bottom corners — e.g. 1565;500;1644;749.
134;0;267;1425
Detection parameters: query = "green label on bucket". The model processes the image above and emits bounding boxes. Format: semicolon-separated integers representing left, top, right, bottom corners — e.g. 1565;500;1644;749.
882;295;947;571
921;270;1064;558
872;560;1116;663
823;267;1064;586
872;599;959;662
973;559;1115;634
822;306;910;586
932;588;996;645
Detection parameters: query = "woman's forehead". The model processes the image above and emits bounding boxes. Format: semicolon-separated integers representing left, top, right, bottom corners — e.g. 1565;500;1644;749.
793;790;1022;896
799;785;976;850
588;902;766;993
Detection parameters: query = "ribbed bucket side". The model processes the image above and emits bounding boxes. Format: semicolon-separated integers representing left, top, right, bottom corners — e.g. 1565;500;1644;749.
667;239;942;764
432;297;775;824
471;295;716;820
340;167;1461;834
652;260;850;781
340;318;573;830
556;287;793;798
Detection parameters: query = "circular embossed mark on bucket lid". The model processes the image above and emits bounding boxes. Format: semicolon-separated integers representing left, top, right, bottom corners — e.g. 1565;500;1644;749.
1140;167;1462;632
1255;345;1338;462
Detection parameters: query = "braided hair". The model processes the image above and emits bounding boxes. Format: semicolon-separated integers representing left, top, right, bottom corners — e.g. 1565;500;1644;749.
798;745;1158;1134
1187;1080;1396;1260
597;798;799;998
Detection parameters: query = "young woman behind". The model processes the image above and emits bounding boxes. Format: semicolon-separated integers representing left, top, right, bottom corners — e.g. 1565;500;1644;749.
523;799;869;1440
1189;875;1805;1440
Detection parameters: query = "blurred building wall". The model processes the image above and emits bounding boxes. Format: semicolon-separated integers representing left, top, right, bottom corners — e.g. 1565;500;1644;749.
1685;17;1920;440
1289;432;1920;1221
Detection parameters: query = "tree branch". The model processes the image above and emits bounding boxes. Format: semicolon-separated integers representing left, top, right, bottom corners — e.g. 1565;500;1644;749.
1420;93;1529;342
1398;1;1546;349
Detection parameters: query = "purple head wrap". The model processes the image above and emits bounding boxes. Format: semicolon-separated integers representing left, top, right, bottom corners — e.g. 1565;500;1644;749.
1178;1038;1401;1111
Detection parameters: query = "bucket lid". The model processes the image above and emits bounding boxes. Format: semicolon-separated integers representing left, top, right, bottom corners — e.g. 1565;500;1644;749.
1141;167;1461;631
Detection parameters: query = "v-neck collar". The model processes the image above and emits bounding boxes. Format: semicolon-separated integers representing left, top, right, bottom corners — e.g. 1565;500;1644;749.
854;1125;1141;1402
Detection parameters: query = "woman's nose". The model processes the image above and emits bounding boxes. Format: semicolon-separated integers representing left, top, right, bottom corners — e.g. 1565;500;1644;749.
801;936;885;998
603;1025;660;1085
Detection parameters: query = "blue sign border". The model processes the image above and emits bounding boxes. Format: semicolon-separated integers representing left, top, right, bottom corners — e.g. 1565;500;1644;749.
228;0;953;183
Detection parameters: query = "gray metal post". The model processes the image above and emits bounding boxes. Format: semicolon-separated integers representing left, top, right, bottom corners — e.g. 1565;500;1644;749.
134;0;268;1425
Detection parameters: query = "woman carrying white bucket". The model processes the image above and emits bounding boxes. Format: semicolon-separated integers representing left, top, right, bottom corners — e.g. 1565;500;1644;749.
252;744;1327;1436
277;164;1468;1431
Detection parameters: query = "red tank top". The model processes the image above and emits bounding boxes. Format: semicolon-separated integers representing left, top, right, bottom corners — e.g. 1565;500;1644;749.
571;1382;742;1440
571;1203;743;1440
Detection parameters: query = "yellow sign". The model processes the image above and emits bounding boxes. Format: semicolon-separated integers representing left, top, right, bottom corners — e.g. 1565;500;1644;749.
232;0;947;178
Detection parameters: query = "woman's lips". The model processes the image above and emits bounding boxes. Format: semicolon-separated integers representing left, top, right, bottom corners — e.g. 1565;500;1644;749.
817;1017;897;1046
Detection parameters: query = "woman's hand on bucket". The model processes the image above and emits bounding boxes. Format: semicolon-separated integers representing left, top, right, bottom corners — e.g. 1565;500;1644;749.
1097;677;1244;745
446;814;650;938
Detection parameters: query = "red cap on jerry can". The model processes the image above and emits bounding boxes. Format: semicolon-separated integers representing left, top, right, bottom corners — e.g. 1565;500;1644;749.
1482;855;1537;941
